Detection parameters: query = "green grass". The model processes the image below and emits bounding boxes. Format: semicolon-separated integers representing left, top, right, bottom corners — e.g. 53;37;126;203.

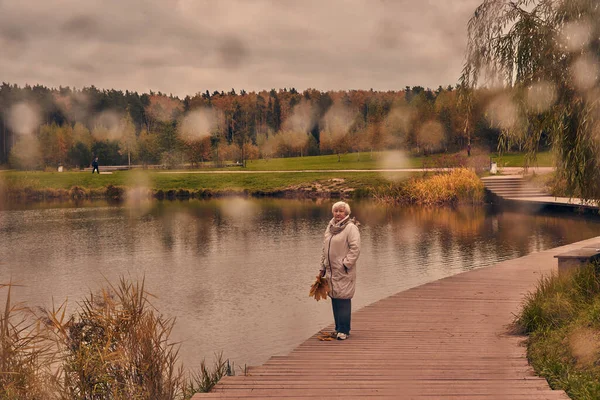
0;150;553;199
491;151;554;168
0;150;554;177
239;152;421;170
515;262;600;399
152;172;415;192
236;150;554;170
1;171;128;189
0;170;415;193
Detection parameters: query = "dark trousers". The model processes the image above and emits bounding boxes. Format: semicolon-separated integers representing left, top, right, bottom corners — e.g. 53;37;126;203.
92;166;99;174
331;298;351;335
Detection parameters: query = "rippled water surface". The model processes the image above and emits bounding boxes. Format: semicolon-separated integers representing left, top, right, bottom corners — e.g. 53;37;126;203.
2;199;600;369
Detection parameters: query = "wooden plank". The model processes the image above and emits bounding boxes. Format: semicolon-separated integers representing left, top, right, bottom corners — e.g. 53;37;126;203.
192;237;600;399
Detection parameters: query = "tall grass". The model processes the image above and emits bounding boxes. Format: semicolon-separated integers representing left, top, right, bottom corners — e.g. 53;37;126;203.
515;263;600;399
0;283;58;400
182;355;229;397
1;278;233;399
373;168;485;205
46;278;183;399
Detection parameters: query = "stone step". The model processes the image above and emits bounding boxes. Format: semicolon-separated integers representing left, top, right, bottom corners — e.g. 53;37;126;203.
482;182;525;187
490;190;547;195
481;176;550;199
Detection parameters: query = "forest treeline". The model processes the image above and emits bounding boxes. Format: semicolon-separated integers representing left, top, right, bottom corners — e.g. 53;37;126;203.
0;82;536;169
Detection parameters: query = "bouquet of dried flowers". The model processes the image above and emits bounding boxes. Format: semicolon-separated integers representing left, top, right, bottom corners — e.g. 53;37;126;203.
309;274;329;301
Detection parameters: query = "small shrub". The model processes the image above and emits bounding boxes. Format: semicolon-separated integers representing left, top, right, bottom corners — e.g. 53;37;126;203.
105;184;125;200
89;187;105;199
69;186;87;200
176;189;191;198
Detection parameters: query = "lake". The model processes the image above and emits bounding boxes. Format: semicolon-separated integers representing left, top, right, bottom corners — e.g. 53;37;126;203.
1;198;600;371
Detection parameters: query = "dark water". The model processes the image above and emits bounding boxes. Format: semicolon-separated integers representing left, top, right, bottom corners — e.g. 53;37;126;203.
1;198;600;370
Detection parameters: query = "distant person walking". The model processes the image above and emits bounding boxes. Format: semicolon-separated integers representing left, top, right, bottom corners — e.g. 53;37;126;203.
467;143;472;157
319;201;361;340
91;157;100;174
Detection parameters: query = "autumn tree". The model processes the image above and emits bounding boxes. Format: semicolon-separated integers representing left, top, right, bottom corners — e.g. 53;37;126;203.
144;95;183;133
137;129;161;165
319;101;356;161
9;135;41;170
118;114;137;167
382;103;414;150
257;132;276;160
38;123;70;166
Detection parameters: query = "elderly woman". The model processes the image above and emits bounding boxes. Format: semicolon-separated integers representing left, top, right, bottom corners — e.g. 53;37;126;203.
319;201;361;340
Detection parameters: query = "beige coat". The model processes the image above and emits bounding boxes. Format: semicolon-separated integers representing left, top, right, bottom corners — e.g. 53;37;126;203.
320;219;361;299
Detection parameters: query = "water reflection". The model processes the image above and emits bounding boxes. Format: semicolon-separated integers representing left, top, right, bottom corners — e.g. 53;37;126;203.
1;199;600;370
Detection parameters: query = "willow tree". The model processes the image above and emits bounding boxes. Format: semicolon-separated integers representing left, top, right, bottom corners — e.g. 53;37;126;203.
461;0;600;200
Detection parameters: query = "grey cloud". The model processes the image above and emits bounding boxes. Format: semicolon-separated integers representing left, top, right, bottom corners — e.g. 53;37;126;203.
376;19;401;49
1;0;484;95
61;15;100;39
218;36;249;69
70;61;98;74
0;25;27;44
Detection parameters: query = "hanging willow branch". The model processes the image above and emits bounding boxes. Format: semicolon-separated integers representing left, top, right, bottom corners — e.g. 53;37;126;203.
461;0;600;200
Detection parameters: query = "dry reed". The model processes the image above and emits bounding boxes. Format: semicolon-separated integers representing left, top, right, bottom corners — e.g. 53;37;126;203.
374;168;485;205
1;277;230;399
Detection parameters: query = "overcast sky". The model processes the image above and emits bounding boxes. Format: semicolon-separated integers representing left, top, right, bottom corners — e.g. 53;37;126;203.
0;0;483;97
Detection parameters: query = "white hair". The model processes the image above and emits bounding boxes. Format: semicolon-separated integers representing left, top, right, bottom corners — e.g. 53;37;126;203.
332;201;351;215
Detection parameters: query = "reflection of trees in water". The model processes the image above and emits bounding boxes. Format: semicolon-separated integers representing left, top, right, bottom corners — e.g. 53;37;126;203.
378;206;600;274
148;200;600;277
393;207;484;272
490;212;600;257
152;199;333;258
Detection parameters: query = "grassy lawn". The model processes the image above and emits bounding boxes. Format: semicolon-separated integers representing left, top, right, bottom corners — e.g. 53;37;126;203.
491;151;554;168
0;170;416;193
0;150;553;194
1;150;554;176
151;171;412;192
235;150;553;171
240;152;422;170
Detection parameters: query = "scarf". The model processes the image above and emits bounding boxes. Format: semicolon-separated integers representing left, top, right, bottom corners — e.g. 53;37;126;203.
328;215;360;235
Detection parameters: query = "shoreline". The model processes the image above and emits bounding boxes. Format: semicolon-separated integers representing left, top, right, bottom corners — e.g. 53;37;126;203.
0;184;358;203
0;168;485;205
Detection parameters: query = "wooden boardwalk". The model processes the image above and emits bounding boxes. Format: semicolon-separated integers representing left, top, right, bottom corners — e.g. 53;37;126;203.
192;238;600;399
